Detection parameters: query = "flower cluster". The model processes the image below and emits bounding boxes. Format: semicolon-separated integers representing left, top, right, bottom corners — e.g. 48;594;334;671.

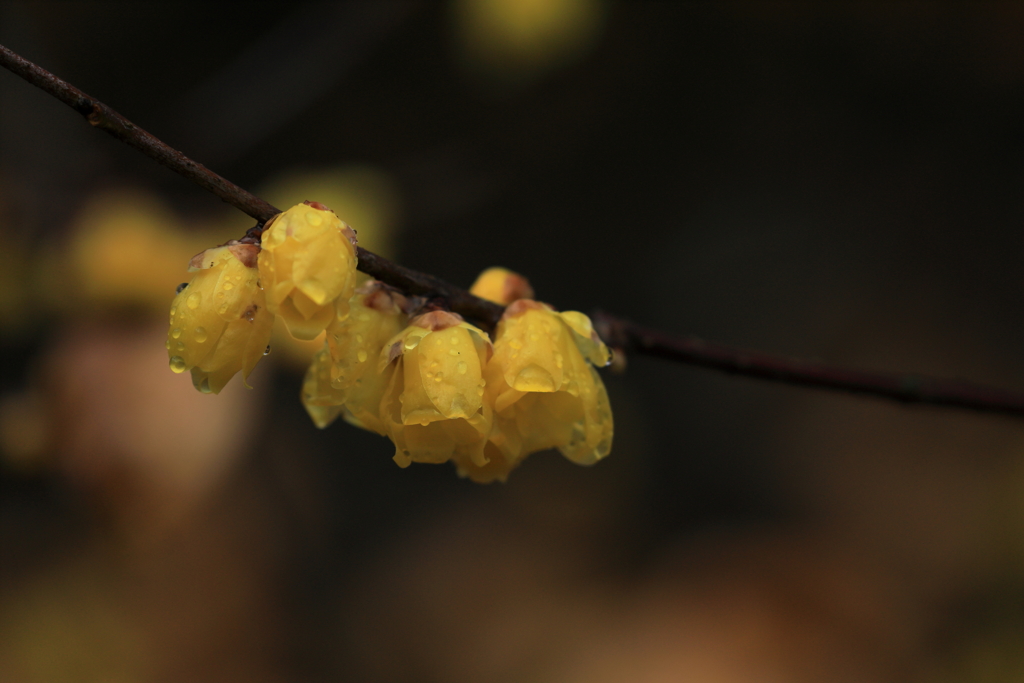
168;204;613;482
300;267;613;482
167;201;357;393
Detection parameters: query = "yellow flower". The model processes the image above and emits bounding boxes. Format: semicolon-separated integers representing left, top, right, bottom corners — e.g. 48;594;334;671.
469;266;535;306
484;300;613;467
257;201;358;340
167;243;274;394
300;347;345;429
378;310;494;475
301;281;408;432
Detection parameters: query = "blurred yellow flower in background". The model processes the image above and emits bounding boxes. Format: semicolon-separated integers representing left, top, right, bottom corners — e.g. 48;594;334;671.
453;0;607;85
259;166;400;259
54;190;231;314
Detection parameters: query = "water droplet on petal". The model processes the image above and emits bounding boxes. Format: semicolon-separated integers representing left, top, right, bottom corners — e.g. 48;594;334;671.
194;327;207;343
176;341;185;351
223;281;234;291
355;334;364;344
186;293;201;310
171;328;181;339
449;349;459;356
456;361;467;375
357;350;368;363
169;356;187;373
164;340;171;350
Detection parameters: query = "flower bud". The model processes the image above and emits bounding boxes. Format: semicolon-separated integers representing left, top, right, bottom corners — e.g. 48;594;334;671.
257;201;358;340
484;301;613;466
469;266;535;306
167;243;274;394
378;311;493;472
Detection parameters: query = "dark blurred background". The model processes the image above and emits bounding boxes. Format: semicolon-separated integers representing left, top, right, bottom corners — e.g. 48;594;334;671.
3;2;1024;681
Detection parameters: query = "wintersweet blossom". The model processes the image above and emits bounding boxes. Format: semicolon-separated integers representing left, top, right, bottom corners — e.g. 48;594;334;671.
167;243;274;393
378;310;494;474
167;225;617;483
301;281;408;431
257;201;358;340
484;299;613;469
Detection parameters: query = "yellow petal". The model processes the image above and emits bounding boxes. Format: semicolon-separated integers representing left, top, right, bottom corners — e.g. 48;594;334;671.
416;326;484;420
559;310;611;367
493;308;566;392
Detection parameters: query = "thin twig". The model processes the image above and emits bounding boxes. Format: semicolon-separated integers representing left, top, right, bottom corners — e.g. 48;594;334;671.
594;313;1024;419
0;44;280;224
0;43;504;328
4;42;1024;419
355;249;504;327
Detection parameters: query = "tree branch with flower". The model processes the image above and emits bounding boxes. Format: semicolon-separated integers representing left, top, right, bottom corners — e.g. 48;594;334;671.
4;43;1024;484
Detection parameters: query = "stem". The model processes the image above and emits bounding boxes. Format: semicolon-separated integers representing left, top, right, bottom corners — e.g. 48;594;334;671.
4;43;1024;419
594;313;1024;419
0;43;503;327
0;44;280;224
355;249;504;327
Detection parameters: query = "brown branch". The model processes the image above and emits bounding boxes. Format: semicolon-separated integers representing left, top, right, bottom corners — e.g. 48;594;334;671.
594;313;1024;419
5;43;1024;420
0;43;505;328
0;44;280;224
354;249;504;328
